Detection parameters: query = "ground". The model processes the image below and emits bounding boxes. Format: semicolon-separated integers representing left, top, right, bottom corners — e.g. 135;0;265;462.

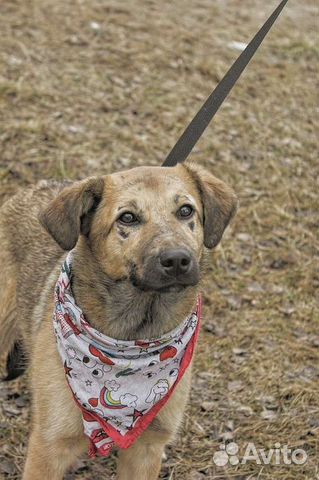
0;0;318;479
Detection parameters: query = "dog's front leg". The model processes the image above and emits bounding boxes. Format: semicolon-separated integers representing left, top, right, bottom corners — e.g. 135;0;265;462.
23;427;87;480
23;318;88;480
116;434;168;480
117;368;192;480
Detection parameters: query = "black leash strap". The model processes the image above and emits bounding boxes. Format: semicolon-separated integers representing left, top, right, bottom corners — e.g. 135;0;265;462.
163;0;289;167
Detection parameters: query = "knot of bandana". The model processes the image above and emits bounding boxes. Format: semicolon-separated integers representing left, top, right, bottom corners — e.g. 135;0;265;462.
53;253;201;457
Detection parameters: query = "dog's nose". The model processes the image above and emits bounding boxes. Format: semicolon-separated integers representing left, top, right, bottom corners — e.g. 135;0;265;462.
159;249;192;277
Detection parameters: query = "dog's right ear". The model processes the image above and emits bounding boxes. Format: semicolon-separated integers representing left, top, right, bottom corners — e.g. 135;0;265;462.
39;177;105;250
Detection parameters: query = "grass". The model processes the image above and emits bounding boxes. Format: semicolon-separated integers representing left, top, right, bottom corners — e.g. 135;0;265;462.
0;0;318;479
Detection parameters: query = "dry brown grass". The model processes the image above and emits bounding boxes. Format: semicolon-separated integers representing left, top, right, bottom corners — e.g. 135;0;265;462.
0;0;318;479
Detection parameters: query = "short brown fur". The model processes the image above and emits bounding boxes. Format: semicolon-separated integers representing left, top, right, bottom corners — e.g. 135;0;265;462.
0;163;237;479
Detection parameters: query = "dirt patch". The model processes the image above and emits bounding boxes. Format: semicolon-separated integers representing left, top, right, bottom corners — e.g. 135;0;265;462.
0;0;318;479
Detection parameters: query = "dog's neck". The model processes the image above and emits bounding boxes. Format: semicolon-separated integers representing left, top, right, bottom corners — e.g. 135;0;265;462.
70;240;199;340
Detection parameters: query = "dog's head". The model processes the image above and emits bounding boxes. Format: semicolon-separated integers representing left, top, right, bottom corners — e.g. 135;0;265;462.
40;163;237;292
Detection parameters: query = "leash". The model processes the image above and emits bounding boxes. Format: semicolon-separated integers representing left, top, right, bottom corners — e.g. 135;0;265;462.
163;0;289;167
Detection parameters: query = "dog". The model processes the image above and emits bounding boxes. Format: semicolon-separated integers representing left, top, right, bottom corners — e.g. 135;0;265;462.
0;162;237;480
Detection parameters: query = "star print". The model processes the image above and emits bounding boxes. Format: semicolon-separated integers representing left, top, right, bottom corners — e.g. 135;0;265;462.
109;417;122;427
64;361;73;377
175;338;183;345
126;409;145;428
133;409;144;420
139;347;149;353
85;380;92;386
173;358;180;364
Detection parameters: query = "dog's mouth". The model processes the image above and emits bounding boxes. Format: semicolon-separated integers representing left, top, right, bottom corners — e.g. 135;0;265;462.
130;277;196;293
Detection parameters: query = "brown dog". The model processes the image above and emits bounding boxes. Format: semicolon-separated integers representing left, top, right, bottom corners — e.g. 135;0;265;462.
0;162;237;480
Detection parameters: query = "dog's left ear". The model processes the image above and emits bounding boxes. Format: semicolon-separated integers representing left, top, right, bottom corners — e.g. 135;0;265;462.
39;177;105;250
183;162;238;249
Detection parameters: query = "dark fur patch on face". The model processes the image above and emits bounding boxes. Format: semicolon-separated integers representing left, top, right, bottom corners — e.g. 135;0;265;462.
174;194;180;204
188;221;195;231
118;227;129;239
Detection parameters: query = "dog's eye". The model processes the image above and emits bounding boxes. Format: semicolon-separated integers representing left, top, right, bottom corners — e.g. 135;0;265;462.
118;212;139;225
178;205;194;218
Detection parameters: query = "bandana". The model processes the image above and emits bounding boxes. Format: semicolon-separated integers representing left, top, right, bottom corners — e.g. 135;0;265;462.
53;253;201;457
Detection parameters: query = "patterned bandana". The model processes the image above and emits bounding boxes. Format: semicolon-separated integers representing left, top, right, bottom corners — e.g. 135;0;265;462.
53;253;202;457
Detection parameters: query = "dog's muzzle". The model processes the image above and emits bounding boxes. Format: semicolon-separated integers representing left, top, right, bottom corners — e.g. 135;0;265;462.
130;248;200;291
